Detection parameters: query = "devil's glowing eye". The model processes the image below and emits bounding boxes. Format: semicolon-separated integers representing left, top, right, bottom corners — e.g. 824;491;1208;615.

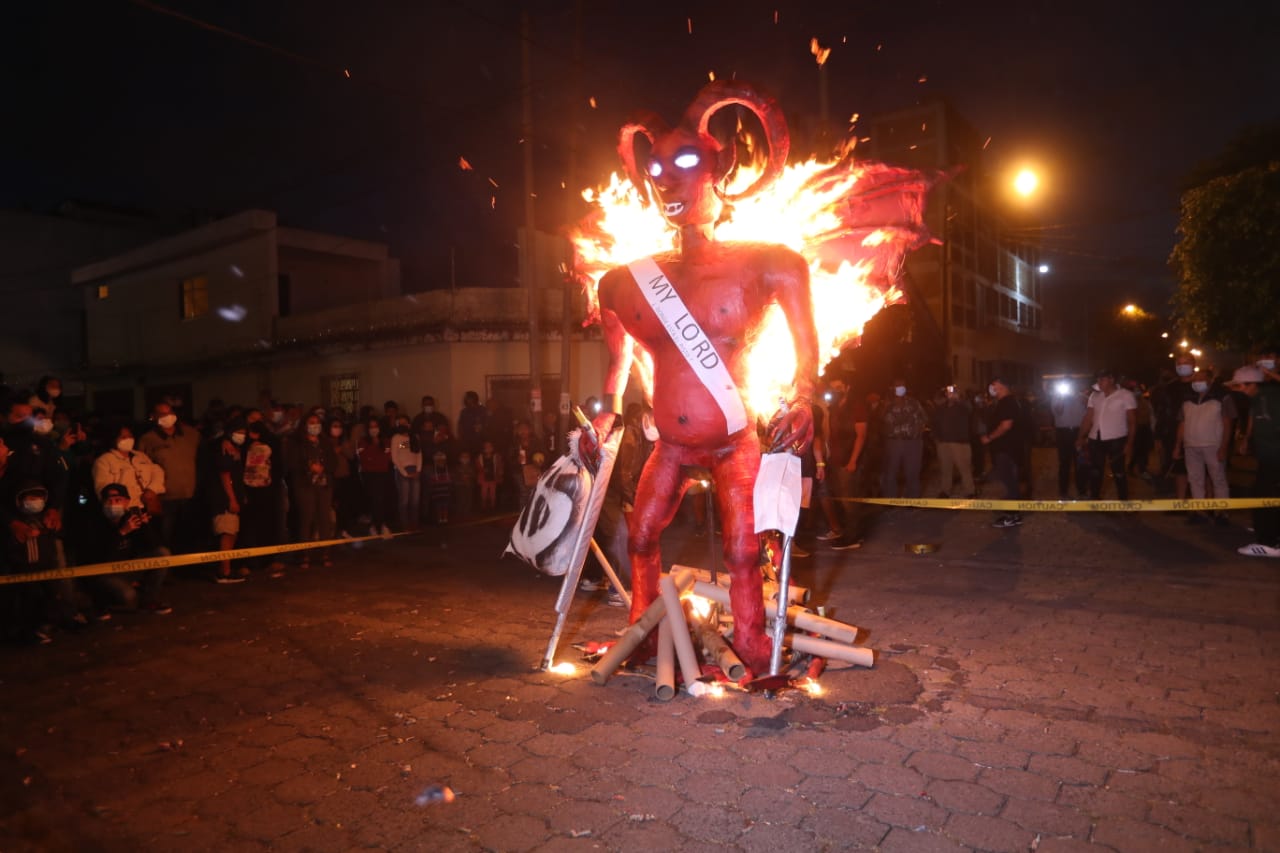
673;151;701;169
648;161;663;178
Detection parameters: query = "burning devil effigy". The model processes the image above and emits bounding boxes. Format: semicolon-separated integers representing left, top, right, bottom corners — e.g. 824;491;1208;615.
507;79;936;698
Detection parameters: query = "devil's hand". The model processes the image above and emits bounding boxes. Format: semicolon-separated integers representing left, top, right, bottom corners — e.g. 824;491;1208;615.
579;412;617;469
769;402;814;455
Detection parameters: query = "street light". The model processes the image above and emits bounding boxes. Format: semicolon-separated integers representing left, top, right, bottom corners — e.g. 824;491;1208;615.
1038;263;1050;274
1013;168;1039;198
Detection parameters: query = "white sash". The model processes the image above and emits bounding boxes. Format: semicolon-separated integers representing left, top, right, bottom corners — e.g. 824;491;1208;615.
628;256;749;434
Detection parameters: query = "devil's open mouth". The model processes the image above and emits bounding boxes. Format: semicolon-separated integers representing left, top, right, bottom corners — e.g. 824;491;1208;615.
663;202;685;216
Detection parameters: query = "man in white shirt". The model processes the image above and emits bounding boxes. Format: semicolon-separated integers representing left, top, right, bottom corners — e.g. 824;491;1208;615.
1076;368;1137;500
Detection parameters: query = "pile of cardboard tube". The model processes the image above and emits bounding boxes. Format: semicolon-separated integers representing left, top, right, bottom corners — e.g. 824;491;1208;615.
590;567;873;700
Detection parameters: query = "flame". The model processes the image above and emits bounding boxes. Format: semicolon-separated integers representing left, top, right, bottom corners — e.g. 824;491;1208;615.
801;677;824;697
548;662;577;676
686;594;714;621
570;157;906;416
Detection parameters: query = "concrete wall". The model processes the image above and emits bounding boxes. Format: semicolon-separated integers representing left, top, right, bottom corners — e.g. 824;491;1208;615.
83;229;278;366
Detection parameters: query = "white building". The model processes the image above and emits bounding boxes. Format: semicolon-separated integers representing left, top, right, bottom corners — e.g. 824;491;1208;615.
72;210;607;421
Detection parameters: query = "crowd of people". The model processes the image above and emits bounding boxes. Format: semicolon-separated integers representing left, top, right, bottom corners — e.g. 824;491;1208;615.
0;384;579;645
801;345;1280;547
5;345;1278;644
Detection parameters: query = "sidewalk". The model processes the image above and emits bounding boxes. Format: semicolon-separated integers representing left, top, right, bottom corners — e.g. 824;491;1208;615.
1;459;1278;851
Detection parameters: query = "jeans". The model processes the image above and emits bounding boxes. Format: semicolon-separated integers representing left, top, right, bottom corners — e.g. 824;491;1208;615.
1055;427;1084;497
935;441;974;496
395;472;420;531
881;438;923;498
1253;456;1280;546
1087;436;1129;500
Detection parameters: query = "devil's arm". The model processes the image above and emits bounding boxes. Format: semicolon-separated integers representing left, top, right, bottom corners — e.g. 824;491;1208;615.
597;270;634;421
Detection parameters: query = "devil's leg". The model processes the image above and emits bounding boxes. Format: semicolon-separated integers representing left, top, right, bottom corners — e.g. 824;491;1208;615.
712;435;768;674
627;442;688;645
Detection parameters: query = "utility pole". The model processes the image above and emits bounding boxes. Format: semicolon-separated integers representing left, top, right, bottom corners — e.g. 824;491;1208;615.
559;0;583;443
522;9;541;439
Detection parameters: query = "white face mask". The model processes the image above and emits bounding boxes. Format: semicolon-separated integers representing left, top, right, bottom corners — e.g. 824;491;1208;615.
1259;359;1276;371
1191;381;1209;394
330;427;344;437
22;497;46;515
116;437;135;453
306;423;322;436
230;432;246;445
104;504;126;520
423;406;434;414
893;386;906;397
158;414;177;429
1176;364;1193;377
33;418;53;435
271;410;284;423
47;388;61;399
988;385;998;397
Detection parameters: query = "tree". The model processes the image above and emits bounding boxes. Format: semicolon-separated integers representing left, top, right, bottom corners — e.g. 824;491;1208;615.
1170;125;1280;352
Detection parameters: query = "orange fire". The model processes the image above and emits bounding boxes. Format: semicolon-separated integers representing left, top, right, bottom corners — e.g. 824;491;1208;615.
570;157;908;416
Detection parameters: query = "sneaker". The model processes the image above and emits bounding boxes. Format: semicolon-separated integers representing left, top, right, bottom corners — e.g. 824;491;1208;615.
215;574;246;585
142;601;174;615
1238;543;1280;558
606;592;626;608
816;529;843;541
790;545;811;558
340;530;353;539
991;515;1022;529
380;524;392;537
831;539;863;551
579;578;602;592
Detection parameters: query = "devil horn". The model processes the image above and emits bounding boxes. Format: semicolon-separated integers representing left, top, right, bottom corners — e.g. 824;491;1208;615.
680;80;790;202
617;112;669;207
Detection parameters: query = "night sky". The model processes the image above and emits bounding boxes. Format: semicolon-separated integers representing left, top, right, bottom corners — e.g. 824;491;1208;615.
6;0;1277;306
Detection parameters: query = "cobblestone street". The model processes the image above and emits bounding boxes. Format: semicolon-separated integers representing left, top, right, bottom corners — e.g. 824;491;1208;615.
2;465;1279;851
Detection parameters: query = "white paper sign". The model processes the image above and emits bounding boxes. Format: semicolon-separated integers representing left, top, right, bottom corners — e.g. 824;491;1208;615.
753;453;802;536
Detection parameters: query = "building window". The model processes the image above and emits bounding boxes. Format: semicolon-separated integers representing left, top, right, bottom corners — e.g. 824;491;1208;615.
181;275;209;320
97;284;109;300
322;374;360;414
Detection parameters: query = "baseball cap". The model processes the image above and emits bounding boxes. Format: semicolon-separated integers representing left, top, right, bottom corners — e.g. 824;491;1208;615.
1231;365;1265;384
99;483;130;502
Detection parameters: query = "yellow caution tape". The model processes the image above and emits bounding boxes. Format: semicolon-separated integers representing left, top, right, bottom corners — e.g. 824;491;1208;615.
0;532;412;586
840;497;1280;512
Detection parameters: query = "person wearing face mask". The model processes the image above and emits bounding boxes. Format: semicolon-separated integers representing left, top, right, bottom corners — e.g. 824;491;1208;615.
390;416;423;532
1172;369;1235;525
83;483;170;614
981;377;1024;528
92;424;166;521
878;378;929;500
356;416;393;536
1076;368;1137;501
1232;350;1280;557
1;481;81;644
138;402;201;553
239;420;287;577
28;376;63;418
327;417;362;539
1152;353;1197;499
203;418;249;583
2;401;64;536
412;395;448;478
288;414;339;568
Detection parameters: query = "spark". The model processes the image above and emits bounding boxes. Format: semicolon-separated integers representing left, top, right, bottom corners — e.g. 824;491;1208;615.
488;177;499;188
458;156;473;171
548;661;577;676
810;38;831;67
982;137;992;150
217;304;248;322
588;96;597;109
687;17;693;34
343;68;350;78
917;74;928;83
229;264;244;278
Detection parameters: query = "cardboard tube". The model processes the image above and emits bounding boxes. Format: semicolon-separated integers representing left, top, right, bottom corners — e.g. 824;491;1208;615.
655;618;675;701
660;573;702;689
591;569;694;685
694;619;745;680
689;581;859;644
774;631;874;668
674;565;809;605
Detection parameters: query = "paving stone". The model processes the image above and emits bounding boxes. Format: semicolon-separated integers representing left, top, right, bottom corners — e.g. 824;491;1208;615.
681;770;746;806
617;754;689;787
1055;783;1149;822
978;767;1061;802
739;785;814;823
669;802;749;844
230;799;313;842
788;746;858;778
1091;816;1198;852
877;826;967;851
862;792;948;831
737;821;817;853
545;798;622;836
856;763;928;797
999;797;1093;837
471;812;547;853
925;779;1003;815
1027;753;1108;786
801;806;892;848
953;739;1030;769
906;750;981;781
944;813;1037;852
795;775;872;810
1146;800;1250;847
508;755;577;786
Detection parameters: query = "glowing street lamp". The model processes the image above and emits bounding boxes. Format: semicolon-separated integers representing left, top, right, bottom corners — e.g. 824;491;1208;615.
1161;332;1169;339
1122;304;1139;316
1038;263;1050;274
1013;168;1039;198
